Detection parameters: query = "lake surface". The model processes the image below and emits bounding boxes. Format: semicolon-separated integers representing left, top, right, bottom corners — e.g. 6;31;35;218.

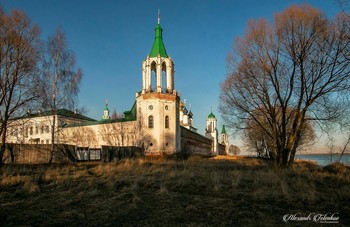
296;153;350;166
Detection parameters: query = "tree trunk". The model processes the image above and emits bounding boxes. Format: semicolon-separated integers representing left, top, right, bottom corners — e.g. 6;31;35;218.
282;148;290;167
49;113;56;163
288;149;297;167
0;120;8;166
0;145;5;167
339;135;350;162
8;144;15;163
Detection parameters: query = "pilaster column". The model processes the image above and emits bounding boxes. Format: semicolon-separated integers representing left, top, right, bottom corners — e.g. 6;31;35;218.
166;65;172;92
156;63;162;92
147;64;151;91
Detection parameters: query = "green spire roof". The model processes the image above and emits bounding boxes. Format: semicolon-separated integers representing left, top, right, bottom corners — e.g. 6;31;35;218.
104;100;109;111
149;23;168;58
208;111;216;119
221;125;227;134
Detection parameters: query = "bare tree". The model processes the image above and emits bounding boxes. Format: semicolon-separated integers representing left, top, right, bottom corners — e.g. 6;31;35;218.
111;109;117;120
244;107;315;159
220;5;350;167
0;9;41;165
40;28;82;162
337;0;350;12
60;126;97;148
111;108;123;120
229;145;241;155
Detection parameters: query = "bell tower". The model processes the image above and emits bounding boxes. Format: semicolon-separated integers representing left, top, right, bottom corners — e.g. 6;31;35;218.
141;12;174;94
205;110;218;154
136;13;180;155
102;100;110;120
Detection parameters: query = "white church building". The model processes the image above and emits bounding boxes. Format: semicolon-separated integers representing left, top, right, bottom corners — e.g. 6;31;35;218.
6;18;229;157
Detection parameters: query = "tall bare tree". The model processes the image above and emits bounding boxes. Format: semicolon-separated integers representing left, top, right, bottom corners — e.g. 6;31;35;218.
0;9;41;165
244;107;315;159
40;28;82;162
220;5;350;167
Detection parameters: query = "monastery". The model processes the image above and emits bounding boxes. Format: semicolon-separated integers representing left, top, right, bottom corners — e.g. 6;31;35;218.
6;17;229;159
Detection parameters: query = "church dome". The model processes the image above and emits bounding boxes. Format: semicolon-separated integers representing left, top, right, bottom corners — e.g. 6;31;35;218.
188;110;193;118
182;106;188;115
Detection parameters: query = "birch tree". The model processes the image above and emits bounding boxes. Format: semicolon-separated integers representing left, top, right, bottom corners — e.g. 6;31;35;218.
40;28;82;162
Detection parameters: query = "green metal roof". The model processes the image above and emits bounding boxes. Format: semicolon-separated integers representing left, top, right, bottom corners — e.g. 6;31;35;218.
66;101;137;128
221;125;227;134
123;101;137;121
208;112;216;119
12;108;97;122
149;24;168;58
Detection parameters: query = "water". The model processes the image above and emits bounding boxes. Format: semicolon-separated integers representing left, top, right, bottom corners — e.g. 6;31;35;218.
296;153;350;166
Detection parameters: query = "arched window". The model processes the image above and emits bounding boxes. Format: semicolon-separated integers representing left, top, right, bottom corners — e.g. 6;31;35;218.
165;116;169;129
148;115;154;128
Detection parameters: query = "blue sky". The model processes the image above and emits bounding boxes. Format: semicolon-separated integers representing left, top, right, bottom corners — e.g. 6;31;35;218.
0;0;341;147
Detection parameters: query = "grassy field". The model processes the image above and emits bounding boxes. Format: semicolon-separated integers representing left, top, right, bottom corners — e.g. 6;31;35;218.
0;156;349;226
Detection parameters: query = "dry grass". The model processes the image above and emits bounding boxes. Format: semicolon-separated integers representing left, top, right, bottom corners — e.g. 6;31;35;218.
0;157;350;226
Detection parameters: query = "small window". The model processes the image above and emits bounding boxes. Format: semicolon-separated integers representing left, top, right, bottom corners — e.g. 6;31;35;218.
29;127;33;135
148;115;154;128
165;116;169;129
36;126;39;134
46;125;50;133
41;125;44;134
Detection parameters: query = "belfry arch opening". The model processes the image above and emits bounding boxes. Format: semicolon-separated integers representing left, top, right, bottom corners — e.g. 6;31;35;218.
151;61;157;92
162;62;167;93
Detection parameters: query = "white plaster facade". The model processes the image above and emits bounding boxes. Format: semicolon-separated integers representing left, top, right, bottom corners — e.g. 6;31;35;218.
6;110;95;145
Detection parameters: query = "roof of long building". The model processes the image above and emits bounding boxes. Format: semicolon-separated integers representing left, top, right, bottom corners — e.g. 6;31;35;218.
12;108;97;122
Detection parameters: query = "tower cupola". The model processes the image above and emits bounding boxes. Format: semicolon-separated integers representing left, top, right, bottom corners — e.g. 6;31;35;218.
150;10;168;58
149;25;168;57
141;12;175;94
102;99;110;120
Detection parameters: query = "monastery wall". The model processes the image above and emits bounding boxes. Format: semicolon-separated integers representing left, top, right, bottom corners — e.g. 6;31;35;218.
180;126;213;156
60;121;138;148
2;144;74;164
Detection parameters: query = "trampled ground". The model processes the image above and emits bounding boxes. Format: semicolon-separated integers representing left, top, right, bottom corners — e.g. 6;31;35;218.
0;156;349;226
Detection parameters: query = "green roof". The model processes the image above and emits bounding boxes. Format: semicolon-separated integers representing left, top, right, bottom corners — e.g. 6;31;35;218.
66;102;137;128
104;104;109;111
149;24;168;58
123;101;137;121
208;112;216;119
12;109;97;122
221;125;227;134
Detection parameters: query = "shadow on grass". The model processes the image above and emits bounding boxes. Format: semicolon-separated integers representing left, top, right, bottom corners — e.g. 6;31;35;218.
0;157;349;226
